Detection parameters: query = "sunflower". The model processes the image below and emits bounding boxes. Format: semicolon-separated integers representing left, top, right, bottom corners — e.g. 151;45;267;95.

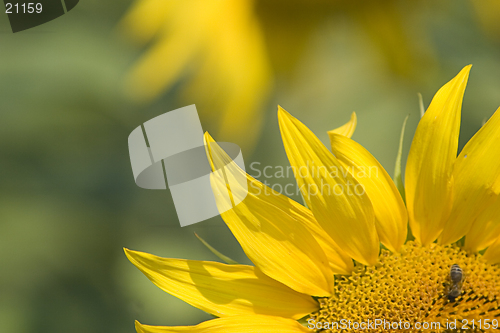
125;65;500;332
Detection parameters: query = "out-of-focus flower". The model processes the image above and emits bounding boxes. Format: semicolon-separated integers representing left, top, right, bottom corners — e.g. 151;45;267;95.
119;0;271;152
119;0;434;152
125;66;500;332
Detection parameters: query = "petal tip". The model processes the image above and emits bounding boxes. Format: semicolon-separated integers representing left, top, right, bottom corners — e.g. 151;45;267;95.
123;248;141;263
458;64;472;80
134;320;144;333
203;131;215;143
277;105;288;117
327;112;358;139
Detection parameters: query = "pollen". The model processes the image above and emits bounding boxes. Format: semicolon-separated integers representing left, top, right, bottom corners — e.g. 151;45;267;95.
310;241;500;332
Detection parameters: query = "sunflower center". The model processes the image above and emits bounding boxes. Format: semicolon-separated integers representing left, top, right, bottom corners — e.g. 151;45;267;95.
310;241;500;332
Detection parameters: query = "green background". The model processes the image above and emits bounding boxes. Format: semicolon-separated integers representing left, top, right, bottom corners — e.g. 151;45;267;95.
1;1;499;332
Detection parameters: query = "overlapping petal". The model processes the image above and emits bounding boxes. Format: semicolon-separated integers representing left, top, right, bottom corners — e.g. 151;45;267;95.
205;133;336;296
483;234;500;265
124;249;318;319
464;195;500;252
294;209;354;274
330;134;408;252
328;112;357;139
405;65;471;245
135;315;309;333
205;133;353;274
440;106;500;245
278;106;379;266
120;0;271;152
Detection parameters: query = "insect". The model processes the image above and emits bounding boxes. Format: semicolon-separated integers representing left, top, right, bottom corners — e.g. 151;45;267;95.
447;264;464;302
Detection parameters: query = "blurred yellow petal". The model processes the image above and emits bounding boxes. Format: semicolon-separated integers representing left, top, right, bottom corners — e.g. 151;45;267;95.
125;1;216;101
483;235;500;265
191;5;271;147
405;65;471;246
330;133;407;252
327;112;357;140
121;0;272;153
278;106;379;266
441;107;500;245
124;249;318;319
118;0;176;44
135;315;309;333
126;33;197;101
205;134;335;296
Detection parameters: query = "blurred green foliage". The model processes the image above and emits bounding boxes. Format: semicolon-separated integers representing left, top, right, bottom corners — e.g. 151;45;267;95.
1;1;500;332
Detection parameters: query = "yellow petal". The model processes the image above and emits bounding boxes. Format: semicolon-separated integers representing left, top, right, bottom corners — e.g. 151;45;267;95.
135;315;310;333
441;106;500;245
405;65;471;245
327;112;357;139
205;133;335;296
180;0;271;153
464;195;500;252
483;235;500;265
125;1;218;101
295;209;355;274
330;133;408;252
118;0;175;44
124;249;318;319
126;30;198;101
278;106;379;266
205;133;353;274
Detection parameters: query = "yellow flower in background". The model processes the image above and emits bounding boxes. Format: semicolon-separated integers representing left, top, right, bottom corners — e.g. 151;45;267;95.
119;0;435;152
126;66;500;332
119;0;271;153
